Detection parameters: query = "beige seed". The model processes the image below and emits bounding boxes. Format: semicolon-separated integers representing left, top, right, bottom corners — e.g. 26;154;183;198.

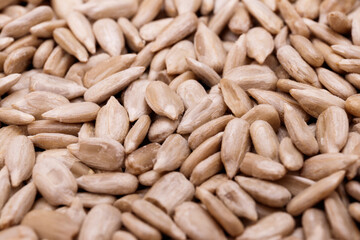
176;80;207;109
125;143;160;175
237;212;295;240
349;202;360;223
302;208;332;240
4;46;36;75
29;133;78;149
33;39;55;69
76;192;115;209
27;120;81;136
289;34;324;67
79;204;121;240
278;0;310;37
223;34;247;74
279;137;304;171
151;12;198;52
185;57;221;87
190;152;222;186
0;182;36;229
0;73;20;96
208;0;237;35
145;172;195;214
175;0;201;15
0;108;34;125
250;120;279;161
313;39;344;73
0;37;13;51
84;67;145;104
199;174;228;194
295;0;321;19
124;115;151;154
148;116;179;143
0;126;25;167
139;18;174;42
246;27;274;64
113;194;142;212
166;40;195;75
138;170;163;187
118;17;145;52
77;172;138;195
53;28;88;62
241;104;281;131
30;19;67;38
78;122;95;139
286;170;345;216
352;14;360;45
0;167;10;212
122;212;162;240
131;0;162;28
276;175;315;196
56;197;86;230
43;46;75;77
174;202;227;240
112;231;137;240
132;199;186;240
0;225;37;240
328;11;352;34
22;209;78;240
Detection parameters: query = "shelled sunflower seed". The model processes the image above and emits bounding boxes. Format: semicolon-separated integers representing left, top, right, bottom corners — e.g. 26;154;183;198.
1;0;360;239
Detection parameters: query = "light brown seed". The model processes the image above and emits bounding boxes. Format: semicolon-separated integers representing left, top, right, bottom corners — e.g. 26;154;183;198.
302;208;332;240
79;204;121;240
0;182;36;229
313;39;344;73
66;11;95;54
132;199;186;240
246;27;274;64
148;116;179;143
44;46;75;78
185;57;221;87
279;137;304;171
289;34;324;67
122;212;162;240
295;0;321;19
112;230;137;240
275;175;314;196
151;12;198;52
349;202;360;222
0;126;25;167
4;46;36;75
124;115;151;154
346;94;360;117
0;37;13;51
0;73;20;96
199;174;228;194
228;3;251;34
0;166;10;212
113;193;142;212
0;107;35;125
145;172;195;214
286;170;345;216
176;80;207;110
33;39;55;69
22;209;78;240
125;143;160;175
223;34;247;74
56;197;86;231
284;103;319;156
30;19;67;38
0;225;37;240
77;172;138;195
241;104;281;131
29;133;78;149
118;17;145;52
190;152;222;186
174;202;227;240
328;11;352;34
84;67;145;104
250;120;279;161
236;212;295;240
196;187;244;237
174;0;201;15
138;170;164;187
278;0;310;37
165;40;195;75
224;65;278;91
131;0;162;28
325;192;360;240
139;18;174;42
76;192;115;209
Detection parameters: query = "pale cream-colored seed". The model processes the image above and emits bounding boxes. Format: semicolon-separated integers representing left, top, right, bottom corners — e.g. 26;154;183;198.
84;66;145;104
42;102;99;123
78;122;95;139
79;204;121;240
148;48;169;80
236;212;295;240
228;3;251;34
5;135;34;187
56;197;86;231
338;58;360;74
30;19;67;38
1;6;53;38
290;88;345;118
131;42;156;68
53;27;88;62
92;18;124;57
319;0;356;23
185;57;221;87
176;80;207;109
33;158;77;206
0;37;13;51
132;199;186;240
342;132;360;179
138;170;163;187
325;192;360;240
332;44;360;60
302;208;332;240
286;170;345;216
0;73;20;96
0;166;10;212
246;27;274;64
223;34;247;74
165;40;195;75
0;14;11;30
190;152;222;186
200;0;214;15
43;45;75;77
284;103;319;156
145;172;195;214
95;96;129;143
278;0;310;37
279;137;304;171
295;0;320;19
33;39;54;69
304;18;352;46
194;22;226;73
30;73;86;100
169;71;196;91
77;192;115;209
174;201;227;240
275;26;291;49
0;89;29;108
221;79;251;117
174;0;201;15
139;18;173;42
241;104;281;131
199;174;228;194
67;137;124;171
131;0;162;28
0;182;36;229
250;120;279;161
235;175;291;208
0;126;25;167
242;0;283;34
76;0;138;20
240;152;286;180
151;12;198;52
77;172;138;195
118;17;145;52
113;230;137;240
289;35;324;67
113;193;142;212
22;209;78;240
216;180;257;221
277;45;321;88
208;0;237;35
125;143;160;175
122;212;162;240
313;39;344;73
316;106;349;153
224;64;277;91
124;115;151;154
4;46;36;75
0;107;34;125
0;225;37;240
249;89;309;121
154;134;190;173
12;91;70;119
196;187;244;237
148;116;179;143
301;153;358;180
66;11;95;54
29;133;78;149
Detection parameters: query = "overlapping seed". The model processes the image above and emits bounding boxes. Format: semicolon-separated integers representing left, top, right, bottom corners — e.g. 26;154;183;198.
1;1;360;239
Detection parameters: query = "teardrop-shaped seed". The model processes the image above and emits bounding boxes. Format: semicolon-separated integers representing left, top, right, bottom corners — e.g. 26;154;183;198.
125;143;160;175
246;27;274;64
